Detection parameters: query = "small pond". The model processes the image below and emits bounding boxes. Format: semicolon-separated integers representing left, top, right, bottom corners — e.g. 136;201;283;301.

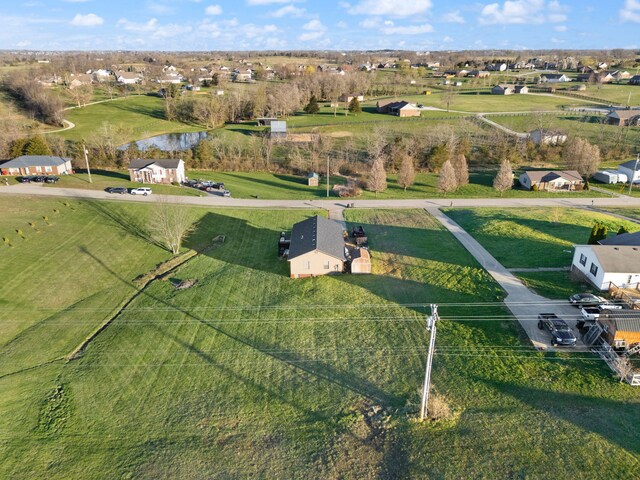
119;131;209;151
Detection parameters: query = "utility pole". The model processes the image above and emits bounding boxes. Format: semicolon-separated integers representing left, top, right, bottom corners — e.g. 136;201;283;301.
628;153;639;196
83;144;92;184
326;156;330;198
420;303;438;422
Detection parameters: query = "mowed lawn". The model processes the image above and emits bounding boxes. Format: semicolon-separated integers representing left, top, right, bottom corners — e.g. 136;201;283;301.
445;207;639;269
57;95;203;144
1;203;639;479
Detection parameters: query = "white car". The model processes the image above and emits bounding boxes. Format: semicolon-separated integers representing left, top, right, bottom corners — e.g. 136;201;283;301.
130;187;152;196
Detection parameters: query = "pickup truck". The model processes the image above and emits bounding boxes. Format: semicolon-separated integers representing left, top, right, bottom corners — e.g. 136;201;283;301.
580;307;600;322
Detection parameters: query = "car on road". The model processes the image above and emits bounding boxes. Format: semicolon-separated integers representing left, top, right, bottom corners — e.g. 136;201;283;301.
568;293;606;307
537;313;577;346
106;186;128;194
130;187;152;196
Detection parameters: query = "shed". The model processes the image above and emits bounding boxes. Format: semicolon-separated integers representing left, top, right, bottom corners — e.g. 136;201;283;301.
307;172;319;187
350;248;371;274
597;310;640;349
270;121;287;140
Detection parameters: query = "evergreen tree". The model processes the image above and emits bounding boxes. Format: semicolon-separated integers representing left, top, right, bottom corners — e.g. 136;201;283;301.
597;225;608;242
9;138;29;158
348;97;362;114
493;159;513;196
618;226;630;235
437;159;458;195
367;157;387;196
587;223;599;244
304;95;320;114
24;136;52;156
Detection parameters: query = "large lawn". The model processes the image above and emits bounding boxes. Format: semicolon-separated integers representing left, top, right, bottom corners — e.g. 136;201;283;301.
445;207;639;269
1;200;639;479
57;95;203;144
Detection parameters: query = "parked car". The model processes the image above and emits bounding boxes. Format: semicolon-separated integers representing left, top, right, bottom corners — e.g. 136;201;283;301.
31;176;47;183
130;187;152;196
44;176;59;183
221;189;231;197
568;293;606;307
211;182;225;190
20;176;35;183
106;186;128;194
537;313;577;346
580;307;601;322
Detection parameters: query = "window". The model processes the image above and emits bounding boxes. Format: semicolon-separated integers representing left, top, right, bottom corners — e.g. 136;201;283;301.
579;253;587;266
589;263;598;276
35;166;42;172
614;339;626;348
323;261;330;270
44;166;52;173
304;261;310;270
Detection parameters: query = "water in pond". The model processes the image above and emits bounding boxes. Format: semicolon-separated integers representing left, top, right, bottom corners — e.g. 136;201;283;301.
119;131;209;151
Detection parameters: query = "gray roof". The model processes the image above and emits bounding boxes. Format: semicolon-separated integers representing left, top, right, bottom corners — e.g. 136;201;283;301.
524;170;583;183
589;245;640;272
1;155;70;168
608;110;640;120
598;231;640;246
128;158;183;170
599;309;640;333
619;159;640;171
288;215;345;261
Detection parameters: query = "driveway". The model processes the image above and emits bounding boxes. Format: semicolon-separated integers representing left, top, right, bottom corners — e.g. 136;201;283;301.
426;207;585;351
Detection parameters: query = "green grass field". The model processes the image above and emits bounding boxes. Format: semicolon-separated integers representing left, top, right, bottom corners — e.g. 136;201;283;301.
445;207;639;269
1;198;639;478
57;95;202;143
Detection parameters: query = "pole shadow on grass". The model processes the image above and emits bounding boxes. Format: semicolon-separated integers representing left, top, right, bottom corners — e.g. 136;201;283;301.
478;376;640;455
76;242;405;409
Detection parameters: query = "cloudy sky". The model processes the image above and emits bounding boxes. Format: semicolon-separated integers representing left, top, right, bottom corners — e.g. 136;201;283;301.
3;0;640;51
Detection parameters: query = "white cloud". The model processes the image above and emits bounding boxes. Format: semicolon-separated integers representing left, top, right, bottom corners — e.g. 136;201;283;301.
479;0;568;25
117;18;159;32
442;10;465;24
336;20;348;28
247;0;300;4
383;23;433;35
298;19;326;41
270;4;305;17
443;35;453;42
621;0;640;23
554;25;567;31
62;0;91;2
359;18;380;28
205;4;223;15
70;13;103;26
147;1;174;15
347;0;432;17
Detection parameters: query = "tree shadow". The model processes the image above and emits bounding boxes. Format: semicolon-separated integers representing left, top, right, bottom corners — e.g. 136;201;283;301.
74;169;130;181
221;172;331;197
478;377;640;455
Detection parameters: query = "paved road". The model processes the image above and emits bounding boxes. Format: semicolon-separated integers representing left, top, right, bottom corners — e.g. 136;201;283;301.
3;183;640;210
426;207;585;351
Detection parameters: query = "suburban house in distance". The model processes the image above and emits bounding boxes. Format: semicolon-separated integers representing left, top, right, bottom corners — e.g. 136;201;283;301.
596;310;640;350
128;159;186;184
1;155;73;176
519;170;583;191
376;100;421;117
629;75;640;86
491;84;528;95
618;159;640;183
540;73;571;83
606;109;640;126
571;244;640;290
288;216;345;279
339;94;364;103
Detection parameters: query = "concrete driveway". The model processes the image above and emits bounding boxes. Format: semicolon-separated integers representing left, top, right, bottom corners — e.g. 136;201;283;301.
426;207;586;351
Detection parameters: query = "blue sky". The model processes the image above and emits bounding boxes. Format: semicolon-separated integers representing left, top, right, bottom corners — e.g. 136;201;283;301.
2;0;640;51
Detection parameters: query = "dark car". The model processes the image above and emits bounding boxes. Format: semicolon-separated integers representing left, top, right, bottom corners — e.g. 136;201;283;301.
31;176;47;182
568;293;606;307
106;186;128;194
20;176;35;183
537;313;577;346
44;176;59;183
211;182;225;190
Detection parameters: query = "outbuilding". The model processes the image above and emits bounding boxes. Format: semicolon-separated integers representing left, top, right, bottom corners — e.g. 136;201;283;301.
307;172;319;187
592;170;628;184
597;310;640;349
350;248;371;274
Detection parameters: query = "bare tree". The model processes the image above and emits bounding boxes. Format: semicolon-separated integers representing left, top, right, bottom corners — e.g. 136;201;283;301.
493;159;514;196
616;357;635;384
451;152;469;186
367;157;387;195
437;159;458;195
563;137;601;177
149;197;195;255
397;153;416;192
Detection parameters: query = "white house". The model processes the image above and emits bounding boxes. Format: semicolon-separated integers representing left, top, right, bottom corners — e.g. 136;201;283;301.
519;170;583;191
128;159;186;184
618;159;640;184
540;73;571;83
572;245;640;290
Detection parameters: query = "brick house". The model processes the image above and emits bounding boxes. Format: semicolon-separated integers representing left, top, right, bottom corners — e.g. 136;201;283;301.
127;159;186;184
1;155;73;176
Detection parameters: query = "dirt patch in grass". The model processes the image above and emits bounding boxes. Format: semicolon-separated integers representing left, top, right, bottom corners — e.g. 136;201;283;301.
329;131;353;138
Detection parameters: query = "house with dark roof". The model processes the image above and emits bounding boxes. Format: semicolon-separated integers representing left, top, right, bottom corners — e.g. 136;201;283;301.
598;231;640;246
376;99;420;117
1;155;72;176
629;75;640;86
571;244;640;290
540;73;571;83
127;158;185;184
606;109;640;127
519;170;583;191
618;158;640;183
597;309;640;349
287;216;345;278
